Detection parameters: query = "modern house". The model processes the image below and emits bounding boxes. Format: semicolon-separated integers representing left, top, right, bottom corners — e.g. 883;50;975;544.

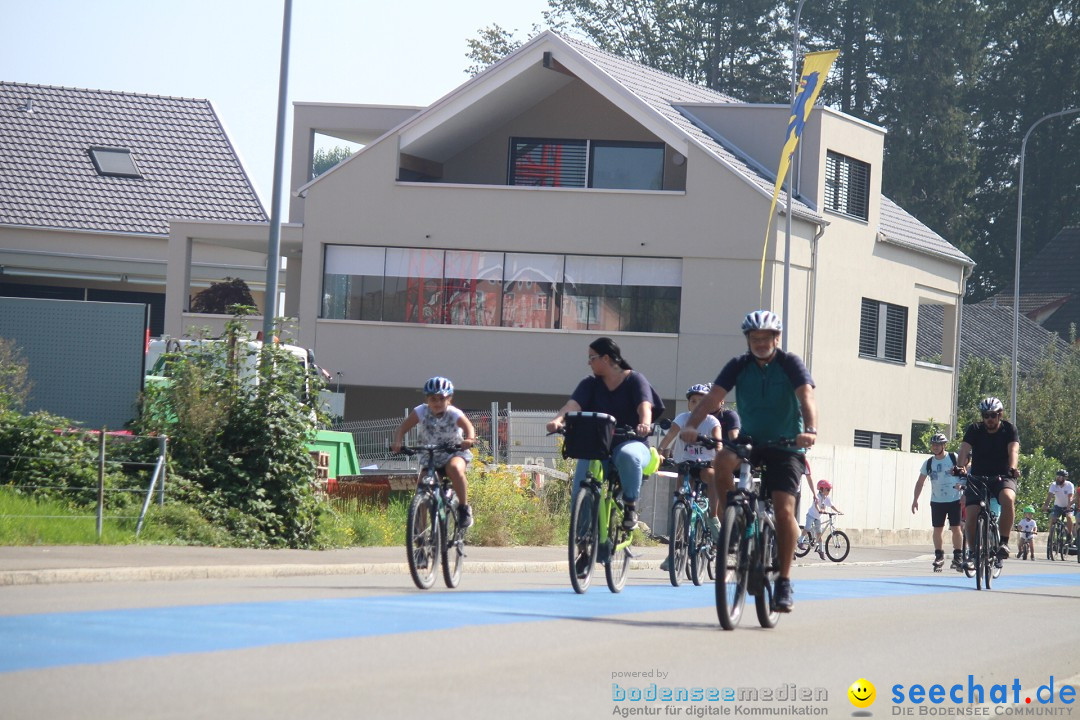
158;31;974;450
0;81;270;335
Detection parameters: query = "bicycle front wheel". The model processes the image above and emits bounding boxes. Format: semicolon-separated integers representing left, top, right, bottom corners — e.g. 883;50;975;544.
975;513;990;591
825;530;850;562
441;498;463;589
755;520;781;628
1052;524;1068;561
568;489;599;594
715;505;747;630
689;513;710;586
406;492;440;590
793;529;812;558
606;509;631;594
668;502;689;587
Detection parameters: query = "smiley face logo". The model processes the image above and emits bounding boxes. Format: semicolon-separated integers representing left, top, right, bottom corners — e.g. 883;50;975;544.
848;678;876;708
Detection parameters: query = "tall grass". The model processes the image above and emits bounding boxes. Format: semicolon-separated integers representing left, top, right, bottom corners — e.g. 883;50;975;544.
0;488;139;545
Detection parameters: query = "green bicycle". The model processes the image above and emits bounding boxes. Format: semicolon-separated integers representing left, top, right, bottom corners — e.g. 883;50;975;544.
554;412;648;594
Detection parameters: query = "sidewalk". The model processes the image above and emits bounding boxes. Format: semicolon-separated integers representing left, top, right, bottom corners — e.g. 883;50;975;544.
0;543;932;587
0;544;671;586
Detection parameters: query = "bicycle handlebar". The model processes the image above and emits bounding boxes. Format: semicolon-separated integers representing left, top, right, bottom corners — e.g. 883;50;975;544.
393;442;465;456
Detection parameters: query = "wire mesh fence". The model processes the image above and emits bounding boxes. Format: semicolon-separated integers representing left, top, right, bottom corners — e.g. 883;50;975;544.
0;430;168;539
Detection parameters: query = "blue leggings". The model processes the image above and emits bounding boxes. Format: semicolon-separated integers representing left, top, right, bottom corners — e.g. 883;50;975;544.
572;441;650;503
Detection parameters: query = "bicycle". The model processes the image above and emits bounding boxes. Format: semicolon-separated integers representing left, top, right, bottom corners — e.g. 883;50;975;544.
657;457;715;587
551;412;648;594
708;435;792;630
794;511;850;562
1044;510;1071;561
1015;525;1037;561
958;472;1004;591
397;442;467;590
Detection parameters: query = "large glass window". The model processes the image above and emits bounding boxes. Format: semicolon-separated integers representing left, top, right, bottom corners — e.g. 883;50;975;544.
590;142;664;190
383;248;445;324
444;250;503;326
502;253;562;328
322;246;384;321
562;255;623;331
320;246;681;334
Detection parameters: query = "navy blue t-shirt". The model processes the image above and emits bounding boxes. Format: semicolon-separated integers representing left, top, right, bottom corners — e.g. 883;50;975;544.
570;371;665;440
715;408;741;438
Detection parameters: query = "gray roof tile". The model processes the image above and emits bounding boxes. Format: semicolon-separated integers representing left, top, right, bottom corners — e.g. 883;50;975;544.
878;196;974;265
0;81;266;235
917;302;1068;373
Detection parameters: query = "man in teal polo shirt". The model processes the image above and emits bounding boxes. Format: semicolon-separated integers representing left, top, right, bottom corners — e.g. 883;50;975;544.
680;310;818;612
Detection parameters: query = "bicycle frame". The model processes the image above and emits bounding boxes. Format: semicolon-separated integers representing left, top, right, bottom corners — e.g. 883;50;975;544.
587;459;633;556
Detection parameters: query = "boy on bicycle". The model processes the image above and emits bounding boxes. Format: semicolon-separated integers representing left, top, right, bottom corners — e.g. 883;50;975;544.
1017;506;1037;560
679;310;818;612
391;376;477;528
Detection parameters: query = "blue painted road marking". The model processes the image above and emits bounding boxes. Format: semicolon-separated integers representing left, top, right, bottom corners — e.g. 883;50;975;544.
2;573;1078;673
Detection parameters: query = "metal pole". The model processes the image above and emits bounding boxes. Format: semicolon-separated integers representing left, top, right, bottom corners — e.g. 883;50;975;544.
96;430;106;541
262;0;293;343
782;0;808;350
1011;107;1080;424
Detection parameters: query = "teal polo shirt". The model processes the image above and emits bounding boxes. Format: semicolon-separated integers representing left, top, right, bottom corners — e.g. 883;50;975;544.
714;349;814;449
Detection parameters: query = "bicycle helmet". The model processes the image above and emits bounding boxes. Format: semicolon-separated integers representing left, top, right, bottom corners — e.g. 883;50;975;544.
1023;505;1035;514
686;383;712;398
817;479;832;490
741;310;783;334
422;376;454;396
930;433;948;444
978;397;1004;414
1056;469;1069;478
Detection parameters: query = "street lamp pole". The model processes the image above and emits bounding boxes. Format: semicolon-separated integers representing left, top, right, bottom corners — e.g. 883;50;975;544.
782;0;808;350
1010;107;1080;424
262;0;293;343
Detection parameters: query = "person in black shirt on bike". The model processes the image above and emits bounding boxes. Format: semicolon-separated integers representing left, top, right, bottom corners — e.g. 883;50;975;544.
954;396;1019;567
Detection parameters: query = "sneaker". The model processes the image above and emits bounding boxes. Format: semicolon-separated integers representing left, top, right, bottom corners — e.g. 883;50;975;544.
773;577;794;612
796;539;808;551
622;508;639;531
963;557;975;572
818;548;826;560
997;543;1011;561
458;504;475;529
575;553;591;578
660;556;671;572
950;553;963;571
707;516;722;543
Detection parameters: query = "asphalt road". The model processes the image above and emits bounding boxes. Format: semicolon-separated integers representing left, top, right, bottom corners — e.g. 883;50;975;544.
2;550;1079;719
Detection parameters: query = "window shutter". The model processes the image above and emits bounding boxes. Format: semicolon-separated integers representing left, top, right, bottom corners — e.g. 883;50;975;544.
884;304;907;362
854;430;874;448
859;299;878;356
510;139;587;187
825;151;870;220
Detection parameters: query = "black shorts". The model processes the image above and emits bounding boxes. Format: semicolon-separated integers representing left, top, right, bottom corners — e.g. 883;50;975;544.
930;500;962;528
752;447;805;497
963;476;1018;507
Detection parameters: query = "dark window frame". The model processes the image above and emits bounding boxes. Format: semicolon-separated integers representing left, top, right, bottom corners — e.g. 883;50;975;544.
854;429;902;450
860;297;907;364
825;150;869;220
87;146;142;179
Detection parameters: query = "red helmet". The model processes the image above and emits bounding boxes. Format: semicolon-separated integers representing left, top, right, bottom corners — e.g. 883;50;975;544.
817;479;832;491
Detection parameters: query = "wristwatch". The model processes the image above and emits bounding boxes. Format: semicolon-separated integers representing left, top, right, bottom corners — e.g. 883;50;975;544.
804;427;817;434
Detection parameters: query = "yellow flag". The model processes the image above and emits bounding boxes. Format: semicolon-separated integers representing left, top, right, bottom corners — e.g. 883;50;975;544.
759;49;840;299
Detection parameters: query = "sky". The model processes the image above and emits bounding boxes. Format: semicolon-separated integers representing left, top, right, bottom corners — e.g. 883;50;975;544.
1;0;550;210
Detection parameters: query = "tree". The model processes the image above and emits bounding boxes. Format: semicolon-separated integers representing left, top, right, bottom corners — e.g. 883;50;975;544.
466;23;528;76
189;277;255;315
312;146;355;179
0;337;31;413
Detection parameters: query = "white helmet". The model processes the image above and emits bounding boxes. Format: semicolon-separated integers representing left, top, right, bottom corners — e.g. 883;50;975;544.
741;310;782;334
978;397;1004;414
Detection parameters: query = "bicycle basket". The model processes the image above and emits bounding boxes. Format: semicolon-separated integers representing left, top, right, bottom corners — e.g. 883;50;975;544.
562;412;617;460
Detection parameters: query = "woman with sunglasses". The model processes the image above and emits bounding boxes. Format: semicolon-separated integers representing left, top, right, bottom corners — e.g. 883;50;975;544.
954;397;1020;566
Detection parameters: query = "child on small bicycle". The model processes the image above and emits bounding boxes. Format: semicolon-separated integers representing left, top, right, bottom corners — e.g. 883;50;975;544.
1017;506;1037;560
658;384;725;537
799;479;842;559
391;376;477;528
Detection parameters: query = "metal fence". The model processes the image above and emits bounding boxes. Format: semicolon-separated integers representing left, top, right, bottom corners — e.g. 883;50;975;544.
333;404;567;471
0;431;168;539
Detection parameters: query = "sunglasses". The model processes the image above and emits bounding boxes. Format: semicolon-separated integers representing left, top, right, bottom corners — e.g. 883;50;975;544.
981;411;1002;419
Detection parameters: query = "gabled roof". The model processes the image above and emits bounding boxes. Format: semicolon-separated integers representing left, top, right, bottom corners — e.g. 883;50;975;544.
989;226;1080;335
0;81;266;236
878;197;974;266
917;302;1068;373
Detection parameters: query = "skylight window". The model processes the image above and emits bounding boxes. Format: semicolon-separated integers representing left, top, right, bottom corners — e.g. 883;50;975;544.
88;147;142;178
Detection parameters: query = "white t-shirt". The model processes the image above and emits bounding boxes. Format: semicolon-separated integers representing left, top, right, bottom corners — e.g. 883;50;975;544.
806;492;833;521
923;453;962;503
1018;517;1037;539
671;411;721;463
1048;480;1075;508
414;404;472;468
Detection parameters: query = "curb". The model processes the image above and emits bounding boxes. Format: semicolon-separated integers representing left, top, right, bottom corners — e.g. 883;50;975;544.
0;560;666;586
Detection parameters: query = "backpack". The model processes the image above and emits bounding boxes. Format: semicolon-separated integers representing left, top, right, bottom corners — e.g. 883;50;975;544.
924;452;957;476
